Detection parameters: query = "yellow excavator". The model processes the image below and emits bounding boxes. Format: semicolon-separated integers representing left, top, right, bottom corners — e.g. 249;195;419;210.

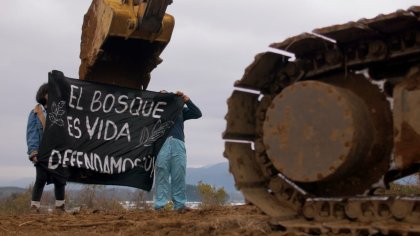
79;0;174;90
80;1;420;235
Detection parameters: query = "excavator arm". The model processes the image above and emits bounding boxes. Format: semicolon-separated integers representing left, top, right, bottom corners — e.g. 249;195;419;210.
79;0;175;89
136;0;173;33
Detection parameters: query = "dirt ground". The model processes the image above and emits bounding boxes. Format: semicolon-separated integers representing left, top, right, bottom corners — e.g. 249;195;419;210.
0;205;275;236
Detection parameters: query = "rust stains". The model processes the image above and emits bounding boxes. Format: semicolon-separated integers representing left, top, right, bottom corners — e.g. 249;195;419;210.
395;122;420;169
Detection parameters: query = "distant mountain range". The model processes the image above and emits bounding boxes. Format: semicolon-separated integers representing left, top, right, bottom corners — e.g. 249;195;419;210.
0;162;243;201
0;178;34;189
0;187;26;199
186;162;237;192
0;162;236;189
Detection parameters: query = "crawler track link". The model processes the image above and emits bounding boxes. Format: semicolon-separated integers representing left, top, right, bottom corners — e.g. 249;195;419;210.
224;6;420;235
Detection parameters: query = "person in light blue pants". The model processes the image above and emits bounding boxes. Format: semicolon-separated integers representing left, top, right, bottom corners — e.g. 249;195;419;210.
154;91;202;210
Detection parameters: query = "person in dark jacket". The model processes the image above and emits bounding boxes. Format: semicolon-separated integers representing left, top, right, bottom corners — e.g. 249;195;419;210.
154;91;202;211
26;83;66;212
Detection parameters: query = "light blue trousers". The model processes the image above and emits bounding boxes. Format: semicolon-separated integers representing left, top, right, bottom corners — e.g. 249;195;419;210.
154;136;187;210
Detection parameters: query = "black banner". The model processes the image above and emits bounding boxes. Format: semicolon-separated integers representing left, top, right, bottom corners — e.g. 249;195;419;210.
38;70;184;191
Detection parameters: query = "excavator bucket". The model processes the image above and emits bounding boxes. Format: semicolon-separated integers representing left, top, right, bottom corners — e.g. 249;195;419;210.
79;0;174;89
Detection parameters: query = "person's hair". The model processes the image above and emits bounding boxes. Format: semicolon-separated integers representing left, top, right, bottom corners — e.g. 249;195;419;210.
36;83;48;106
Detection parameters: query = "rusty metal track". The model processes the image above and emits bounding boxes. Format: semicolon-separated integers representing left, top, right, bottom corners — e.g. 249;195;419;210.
224;6;420;235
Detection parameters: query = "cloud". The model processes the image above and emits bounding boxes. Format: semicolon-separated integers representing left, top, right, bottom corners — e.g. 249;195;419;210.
0;0;418;181
0;166;34;180
0;115;28;165
184;118;226;167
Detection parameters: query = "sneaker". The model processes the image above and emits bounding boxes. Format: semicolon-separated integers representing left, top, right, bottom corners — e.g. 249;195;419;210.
176;207;192;213
30;205;40;214
154;207;165;212
54;204;66;214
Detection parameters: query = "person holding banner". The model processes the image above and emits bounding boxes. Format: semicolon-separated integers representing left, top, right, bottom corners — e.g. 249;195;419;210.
26;83;66;213
154;91;202;211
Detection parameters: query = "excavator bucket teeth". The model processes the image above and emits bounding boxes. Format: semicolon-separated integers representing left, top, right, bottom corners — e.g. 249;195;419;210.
79;0;174;89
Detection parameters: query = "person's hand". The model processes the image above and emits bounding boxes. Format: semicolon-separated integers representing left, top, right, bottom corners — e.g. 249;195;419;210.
30;155;38;164
176;91;190;102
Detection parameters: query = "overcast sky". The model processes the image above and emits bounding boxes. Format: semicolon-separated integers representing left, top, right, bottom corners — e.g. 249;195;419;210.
0;0;418;183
